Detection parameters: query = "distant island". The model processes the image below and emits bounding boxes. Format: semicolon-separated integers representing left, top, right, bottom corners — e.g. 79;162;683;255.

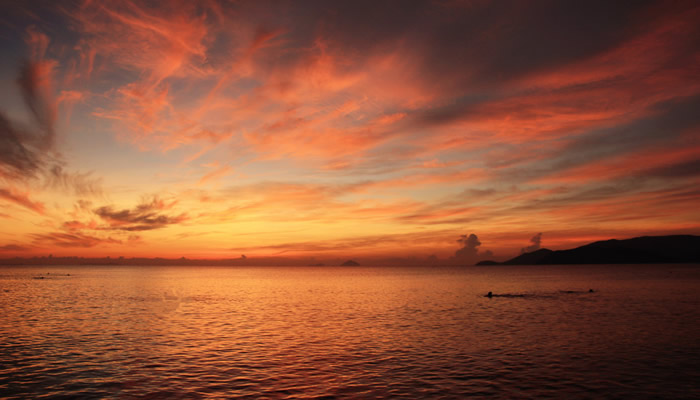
340;260;360;266
477;235;700;265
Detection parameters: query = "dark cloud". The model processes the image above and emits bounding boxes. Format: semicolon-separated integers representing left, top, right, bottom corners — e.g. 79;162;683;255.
0;244;31;252
454;233;493;264
0;44;108;207
1;60;103;200
412;94;494;127
500;94;700;184
561;95;700;166
509;184;634;212
652;187;700;202
208;0;681;109
455;233;481;259
45;165;103;197
444;1;651;86
0;113;44;179
521;232;543;253
0;60;56;180
308;0;657;90
17;60;55;146
94;197;187;231
644;159;700;179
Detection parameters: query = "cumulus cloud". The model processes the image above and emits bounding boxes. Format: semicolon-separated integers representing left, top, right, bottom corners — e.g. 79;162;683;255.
521;232;543;254
455;233;481;259
454;233;493;265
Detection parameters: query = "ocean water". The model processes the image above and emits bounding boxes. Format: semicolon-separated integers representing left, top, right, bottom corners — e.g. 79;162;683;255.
1;264;699;399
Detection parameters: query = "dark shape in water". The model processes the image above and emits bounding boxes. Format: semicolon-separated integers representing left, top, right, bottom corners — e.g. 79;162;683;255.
485;291;525;298
559;289;596;294
488;289;596;298
341;260;360;266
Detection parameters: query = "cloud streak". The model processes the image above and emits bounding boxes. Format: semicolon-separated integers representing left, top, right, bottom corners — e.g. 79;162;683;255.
0;27;104;218
94;197;187;231
0;187;45;215
0;60;56;181
31;232;121;248
0;28;58;180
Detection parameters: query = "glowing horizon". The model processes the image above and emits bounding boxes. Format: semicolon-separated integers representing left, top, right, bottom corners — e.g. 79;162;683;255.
1;1;699;263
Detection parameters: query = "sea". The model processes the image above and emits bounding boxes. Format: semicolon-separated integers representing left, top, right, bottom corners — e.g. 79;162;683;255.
1;264;699;399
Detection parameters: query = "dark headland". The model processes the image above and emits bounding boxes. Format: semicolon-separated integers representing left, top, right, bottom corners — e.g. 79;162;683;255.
477;235;700;266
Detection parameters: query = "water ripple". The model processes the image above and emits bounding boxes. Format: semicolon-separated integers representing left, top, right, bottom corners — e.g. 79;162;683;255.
1;265;699;398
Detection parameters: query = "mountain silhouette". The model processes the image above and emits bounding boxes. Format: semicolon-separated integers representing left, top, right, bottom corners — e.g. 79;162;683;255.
477;235;700;265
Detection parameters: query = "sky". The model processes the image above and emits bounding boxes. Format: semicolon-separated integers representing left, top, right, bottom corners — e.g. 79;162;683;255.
0;0;698;264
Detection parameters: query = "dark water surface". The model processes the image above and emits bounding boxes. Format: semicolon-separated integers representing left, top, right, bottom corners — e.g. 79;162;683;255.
1;264;699;399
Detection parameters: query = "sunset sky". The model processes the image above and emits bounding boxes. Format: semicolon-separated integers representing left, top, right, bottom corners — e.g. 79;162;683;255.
0;0;698;263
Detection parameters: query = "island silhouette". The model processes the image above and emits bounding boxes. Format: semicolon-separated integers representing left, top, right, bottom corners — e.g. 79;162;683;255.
477;235;700;265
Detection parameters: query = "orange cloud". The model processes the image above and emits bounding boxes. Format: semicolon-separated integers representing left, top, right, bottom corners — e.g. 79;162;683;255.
0;187;45;214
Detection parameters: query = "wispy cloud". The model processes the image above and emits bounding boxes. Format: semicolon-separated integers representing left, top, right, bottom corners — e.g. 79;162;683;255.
0;187;45;215
0;58;56;181
0;244;32;252
94;196;187;231
0;26;103;210
31;231;121;248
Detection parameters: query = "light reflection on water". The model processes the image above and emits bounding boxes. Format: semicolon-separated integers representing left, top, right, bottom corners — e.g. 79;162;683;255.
1;265;699;398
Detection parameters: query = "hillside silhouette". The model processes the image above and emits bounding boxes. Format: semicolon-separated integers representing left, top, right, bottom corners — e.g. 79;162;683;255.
477;235;700;265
